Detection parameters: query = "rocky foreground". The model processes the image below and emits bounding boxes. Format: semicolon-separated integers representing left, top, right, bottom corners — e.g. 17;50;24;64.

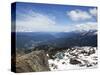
14;46;97;72
16;51;50;73
48;47;98;71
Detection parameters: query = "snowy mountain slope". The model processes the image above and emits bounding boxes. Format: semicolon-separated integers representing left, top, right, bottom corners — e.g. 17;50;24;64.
48;47;97;71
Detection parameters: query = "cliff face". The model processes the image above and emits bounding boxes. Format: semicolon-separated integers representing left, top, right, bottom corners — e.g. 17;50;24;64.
16;50;50;73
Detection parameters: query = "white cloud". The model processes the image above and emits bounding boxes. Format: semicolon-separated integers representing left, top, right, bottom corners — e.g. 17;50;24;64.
67;8;97;21
16;11;70;32
67;9;92;21
64;22;97;32
16;11;57;32
89;8;97;17
74;22;97;31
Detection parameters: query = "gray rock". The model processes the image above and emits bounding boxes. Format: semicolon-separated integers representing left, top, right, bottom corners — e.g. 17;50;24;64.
70;58;81;65
16;50;50;73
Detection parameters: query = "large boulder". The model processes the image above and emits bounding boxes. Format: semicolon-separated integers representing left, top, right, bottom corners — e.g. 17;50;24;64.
70;58;81;65
16;50;50;73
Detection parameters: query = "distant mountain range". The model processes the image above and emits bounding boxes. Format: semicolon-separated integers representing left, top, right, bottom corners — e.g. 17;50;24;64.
13;29;97;50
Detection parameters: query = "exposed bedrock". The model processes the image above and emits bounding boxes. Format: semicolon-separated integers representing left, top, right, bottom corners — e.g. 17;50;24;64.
16;50;50;73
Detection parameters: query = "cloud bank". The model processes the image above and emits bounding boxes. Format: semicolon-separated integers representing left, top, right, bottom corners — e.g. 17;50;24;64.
67;8;97;21
16;11;54;32
89;8;97;17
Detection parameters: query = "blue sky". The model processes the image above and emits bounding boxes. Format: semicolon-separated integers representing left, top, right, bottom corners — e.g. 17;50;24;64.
12;2;97;32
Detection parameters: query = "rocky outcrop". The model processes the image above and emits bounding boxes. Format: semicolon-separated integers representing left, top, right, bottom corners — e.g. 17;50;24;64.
69;58;81;65
16;50;50;73
48;47;97;71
